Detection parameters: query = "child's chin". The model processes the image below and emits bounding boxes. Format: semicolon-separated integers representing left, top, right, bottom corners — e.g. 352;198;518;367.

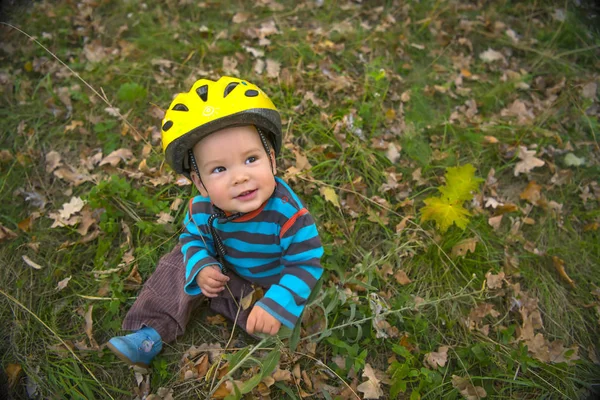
234;204;260;213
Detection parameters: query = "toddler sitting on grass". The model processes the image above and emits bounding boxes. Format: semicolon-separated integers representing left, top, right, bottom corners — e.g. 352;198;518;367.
107;76;324;367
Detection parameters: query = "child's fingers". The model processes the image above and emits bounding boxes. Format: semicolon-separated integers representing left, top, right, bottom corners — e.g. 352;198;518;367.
200;280;225;297
201;286;220;297
253;316;265;334
204;267;230;282
246;313;255;334
205;277;227;288
268;324;279;336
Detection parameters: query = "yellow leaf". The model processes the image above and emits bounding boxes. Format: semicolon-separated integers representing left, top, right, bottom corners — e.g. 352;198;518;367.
421;197;471;232
320;187;340;208
439;164;483;202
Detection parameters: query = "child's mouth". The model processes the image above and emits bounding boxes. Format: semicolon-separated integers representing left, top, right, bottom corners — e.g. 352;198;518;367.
236;189;257;199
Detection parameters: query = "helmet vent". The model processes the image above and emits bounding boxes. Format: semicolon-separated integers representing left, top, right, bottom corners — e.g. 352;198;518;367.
162;121;173;131
224;82;239;98
196;85;208;102
245;89;259;97
172;103;189;111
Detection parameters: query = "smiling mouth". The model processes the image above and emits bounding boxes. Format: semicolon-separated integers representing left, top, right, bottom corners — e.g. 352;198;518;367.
236;189;257;198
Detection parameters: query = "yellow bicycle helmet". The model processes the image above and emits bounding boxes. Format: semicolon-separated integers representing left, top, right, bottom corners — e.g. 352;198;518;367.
161;76;282;177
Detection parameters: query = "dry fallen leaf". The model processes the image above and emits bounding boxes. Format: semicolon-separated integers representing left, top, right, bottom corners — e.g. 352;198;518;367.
467;303;500;328
552;256;576;288
424;346;449;369
479;48;505;63
452;375;487;400
501;100;535;124
548;340;580;365
356;363;384;399
451;238;478;258
84;305;99;350
485;271;505;289
64;120;84;132
45;150;62;173
514;146;545;176
0;224;18;241
272;367;292;382
394;269;412;285
254;59;266;75
232;11;250;23
395;216;412;233
212;381;234;399
385;143;401;163
6;363;22;388
56;276;72;291
77;207;97;236
488;215;503;230
494;203;519;216
53;165;94;186
293;149;311;170
520;181;542;204
59;196;85;220
240;287;256;310
156;212;175;225
99;148;134;167
22;255;43;270
266;59;281;78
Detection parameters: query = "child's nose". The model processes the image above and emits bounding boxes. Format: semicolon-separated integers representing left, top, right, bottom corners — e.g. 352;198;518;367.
232;169;249;185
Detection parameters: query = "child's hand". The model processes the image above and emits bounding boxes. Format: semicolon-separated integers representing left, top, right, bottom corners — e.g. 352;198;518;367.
196;265;229;297
246;304;281;336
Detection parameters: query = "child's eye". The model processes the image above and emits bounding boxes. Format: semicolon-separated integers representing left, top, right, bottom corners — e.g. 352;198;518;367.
211;166;226;174
246;156;257;164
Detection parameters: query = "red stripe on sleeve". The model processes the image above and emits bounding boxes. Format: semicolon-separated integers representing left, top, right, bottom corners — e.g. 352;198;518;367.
280;208;308;238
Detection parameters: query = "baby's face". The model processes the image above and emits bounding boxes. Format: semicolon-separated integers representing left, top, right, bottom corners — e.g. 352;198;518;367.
191;125;276;214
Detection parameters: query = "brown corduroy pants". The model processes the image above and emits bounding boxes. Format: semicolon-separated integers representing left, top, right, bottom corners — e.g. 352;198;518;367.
122;244;257;343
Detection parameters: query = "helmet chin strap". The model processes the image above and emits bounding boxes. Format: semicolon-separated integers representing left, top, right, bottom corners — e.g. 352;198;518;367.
256;127;275;176
188;148;209;194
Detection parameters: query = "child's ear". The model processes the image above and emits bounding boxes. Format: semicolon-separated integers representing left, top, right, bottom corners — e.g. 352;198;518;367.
190;171;209;197
270;149;277;175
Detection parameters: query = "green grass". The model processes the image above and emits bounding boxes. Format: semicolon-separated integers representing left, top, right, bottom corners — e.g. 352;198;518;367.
1;0;600;398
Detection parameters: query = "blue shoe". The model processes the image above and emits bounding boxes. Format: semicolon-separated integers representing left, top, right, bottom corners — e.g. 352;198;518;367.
107;327;162;367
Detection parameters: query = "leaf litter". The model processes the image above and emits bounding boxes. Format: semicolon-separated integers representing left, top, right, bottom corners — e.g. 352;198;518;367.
2;0;599;398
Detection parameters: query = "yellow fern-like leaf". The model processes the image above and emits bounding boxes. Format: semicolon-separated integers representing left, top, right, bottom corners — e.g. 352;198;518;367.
438;164;484;202
421;197;471;232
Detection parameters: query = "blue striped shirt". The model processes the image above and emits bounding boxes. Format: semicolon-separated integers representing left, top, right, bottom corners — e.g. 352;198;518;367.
180;177;324;328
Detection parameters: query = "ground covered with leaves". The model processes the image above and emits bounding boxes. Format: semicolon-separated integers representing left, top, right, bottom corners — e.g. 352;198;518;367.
1;0;599;399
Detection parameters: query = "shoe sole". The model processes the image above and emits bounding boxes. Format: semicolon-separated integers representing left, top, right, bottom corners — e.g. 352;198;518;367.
106;341;150;369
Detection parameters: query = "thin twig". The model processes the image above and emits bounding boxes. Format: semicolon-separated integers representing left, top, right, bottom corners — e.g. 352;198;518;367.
76;295;138;301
